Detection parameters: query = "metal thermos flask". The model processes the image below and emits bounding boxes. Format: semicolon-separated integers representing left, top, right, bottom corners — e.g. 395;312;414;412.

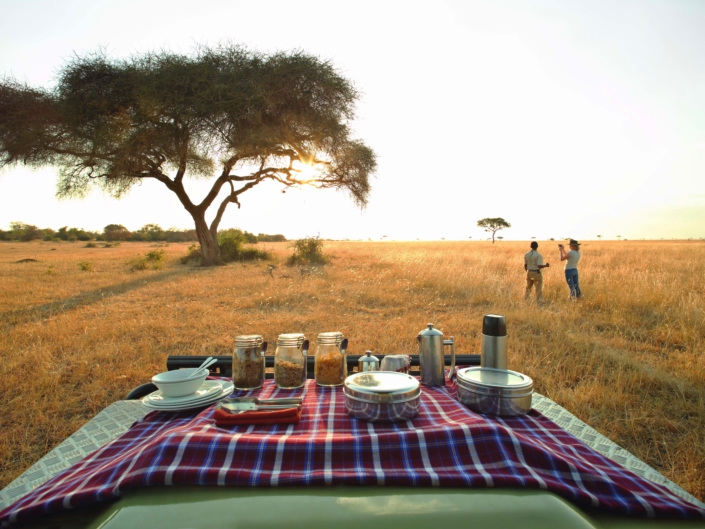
417;323;455;386
481;314;507;370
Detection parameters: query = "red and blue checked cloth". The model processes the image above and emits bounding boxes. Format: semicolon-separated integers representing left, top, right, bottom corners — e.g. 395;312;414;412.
2;378;704;526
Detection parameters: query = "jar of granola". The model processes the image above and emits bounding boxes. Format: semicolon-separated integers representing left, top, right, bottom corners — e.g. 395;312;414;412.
232;335;267;390
314;332;349;387
274;333;309;389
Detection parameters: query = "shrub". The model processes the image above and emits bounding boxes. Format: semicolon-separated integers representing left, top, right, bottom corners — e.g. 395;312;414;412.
84;242;97;248
180;231;270;265
145;249;165;263
78;261;93;271
218;230;269;262
286;236;329;266
129;249;164;271
180;243;202;264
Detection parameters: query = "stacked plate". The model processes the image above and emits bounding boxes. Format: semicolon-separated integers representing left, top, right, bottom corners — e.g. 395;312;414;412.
142;380;235;411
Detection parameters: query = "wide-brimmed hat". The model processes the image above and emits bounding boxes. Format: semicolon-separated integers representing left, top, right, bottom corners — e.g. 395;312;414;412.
569;239;581;246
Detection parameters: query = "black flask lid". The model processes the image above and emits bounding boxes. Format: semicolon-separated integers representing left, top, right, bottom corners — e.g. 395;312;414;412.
482;314;507;337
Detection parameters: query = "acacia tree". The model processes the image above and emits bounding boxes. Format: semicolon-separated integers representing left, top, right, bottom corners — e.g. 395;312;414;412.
0;45;376;265
477;217;511;243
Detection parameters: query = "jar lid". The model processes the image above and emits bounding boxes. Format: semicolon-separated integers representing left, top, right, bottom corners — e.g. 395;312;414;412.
317;331;343;344
277;333;305;346
456;367;533;398
234;335;263;347
343;372;420;404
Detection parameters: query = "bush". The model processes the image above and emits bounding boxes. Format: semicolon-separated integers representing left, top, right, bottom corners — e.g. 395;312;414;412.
286;236;329;266
129;249;164;271
145;249;165;263
180;243;202;264
84;242;97;248
78;261;93;271
219;230;269;262
180;231;270;265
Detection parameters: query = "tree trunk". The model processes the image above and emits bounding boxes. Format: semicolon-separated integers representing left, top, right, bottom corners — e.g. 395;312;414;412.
193;213;224;266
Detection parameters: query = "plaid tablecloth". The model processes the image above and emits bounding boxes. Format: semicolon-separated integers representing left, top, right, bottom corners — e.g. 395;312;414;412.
2;379;704;526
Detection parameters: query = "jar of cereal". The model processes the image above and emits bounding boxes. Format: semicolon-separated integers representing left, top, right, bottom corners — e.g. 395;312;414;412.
314;332;349;387
232;335;267;390
274;333;309;389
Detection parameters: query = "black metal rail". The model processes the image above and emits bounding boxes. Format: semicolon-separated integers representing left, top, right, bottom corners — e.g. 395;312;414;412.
166;354;481;379
126;354;482;399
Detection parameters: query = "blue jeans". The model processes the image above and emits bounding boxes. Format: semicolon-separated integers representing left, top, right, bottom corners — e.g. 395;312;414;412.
565;268;581;299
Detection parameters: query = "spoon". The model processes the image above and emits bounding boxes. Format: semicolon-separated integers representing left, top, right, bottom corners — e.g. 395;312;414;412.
185;357;216;380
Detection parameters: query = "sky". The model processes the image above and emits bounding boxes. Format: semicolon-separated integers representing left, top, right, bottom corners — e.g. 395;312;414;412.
1;0;704;241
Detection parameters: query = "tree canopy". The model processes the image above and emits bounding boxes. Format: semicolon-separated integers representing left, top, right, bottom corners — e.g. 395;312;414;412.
0;45;377;265
477;217;511;243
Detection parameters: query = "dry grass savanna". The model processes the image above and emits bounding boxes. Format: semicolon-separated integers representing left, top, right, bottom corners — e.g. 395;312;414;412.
0;239;703;500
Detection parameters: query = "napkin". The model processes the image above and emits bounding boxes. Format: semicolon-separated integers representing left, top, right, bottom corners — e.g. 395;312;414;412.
214;406;302;426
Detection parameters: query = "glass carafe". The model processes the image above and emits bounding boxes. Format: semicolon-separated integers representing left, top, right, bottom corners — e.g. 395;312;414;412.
232;335;267;390
314;332;348;387
274;333;309;389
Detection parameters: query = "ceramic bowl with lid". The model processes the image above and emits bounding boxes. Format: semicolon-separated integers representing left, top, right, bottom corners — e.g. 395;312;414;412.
343;371;421;422
456;367;533;417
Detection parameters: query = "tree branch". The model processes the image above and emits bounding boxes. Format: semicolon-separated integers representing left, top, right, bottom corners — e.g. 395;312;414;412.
209;179;261;236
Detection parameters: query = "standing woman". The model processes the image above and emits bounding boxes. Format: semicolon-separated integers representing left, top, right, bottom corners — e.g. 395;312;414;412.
559;239;582;299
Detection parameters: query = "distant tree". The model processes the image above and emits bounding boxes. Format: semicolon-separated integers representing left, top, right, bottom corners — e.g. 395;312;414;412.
41;228;56;241
0;45;376;266
477;217;511;243
9;222;42;241
103;224;131;241
616;235;622;240
257;233;287;242
136;223;164;242
549;238;555;241
597;235;602;240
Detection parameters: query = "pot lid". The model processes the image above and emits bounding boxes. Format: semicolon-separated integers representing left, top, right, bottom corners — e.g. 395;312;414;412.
457;367;533;397
344;372;420;403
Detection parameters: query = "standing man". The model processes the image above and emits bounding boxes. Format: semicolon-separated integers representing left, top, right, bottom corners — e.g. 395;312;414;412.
524;241;550;302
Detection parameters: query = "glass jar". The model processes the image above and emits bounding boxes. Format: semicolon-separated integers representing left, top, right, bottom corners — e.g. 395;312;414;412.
274;333;309;389
314;332;348;387
232;335;267;390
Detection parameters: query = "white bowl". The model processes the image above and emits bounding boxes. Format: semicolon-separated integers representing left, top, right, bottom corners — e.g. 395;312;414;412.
151;368;208;398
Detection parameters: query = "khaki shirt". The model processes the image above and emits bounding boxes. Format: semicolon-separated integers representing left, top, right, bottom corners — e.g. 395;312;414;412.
524;250;544;271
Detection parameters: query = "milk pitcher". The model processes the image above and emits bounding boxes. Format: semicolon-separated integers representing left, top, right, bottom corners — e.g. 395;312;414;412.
417;323;455;386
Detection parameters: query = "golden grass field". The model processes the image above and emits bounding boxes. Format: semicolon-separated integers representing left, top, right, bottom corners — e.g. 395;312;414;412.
0;239;703;500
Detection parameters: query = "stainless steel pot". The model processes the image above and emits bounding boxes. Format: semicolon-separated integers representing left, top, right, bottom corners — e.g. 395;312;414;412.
456;367;533;417
343;371;421;422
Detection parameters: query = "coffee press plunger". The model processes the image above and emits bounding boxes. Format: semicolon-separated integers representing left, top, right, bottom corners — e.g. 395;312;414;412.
417;323;455;386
